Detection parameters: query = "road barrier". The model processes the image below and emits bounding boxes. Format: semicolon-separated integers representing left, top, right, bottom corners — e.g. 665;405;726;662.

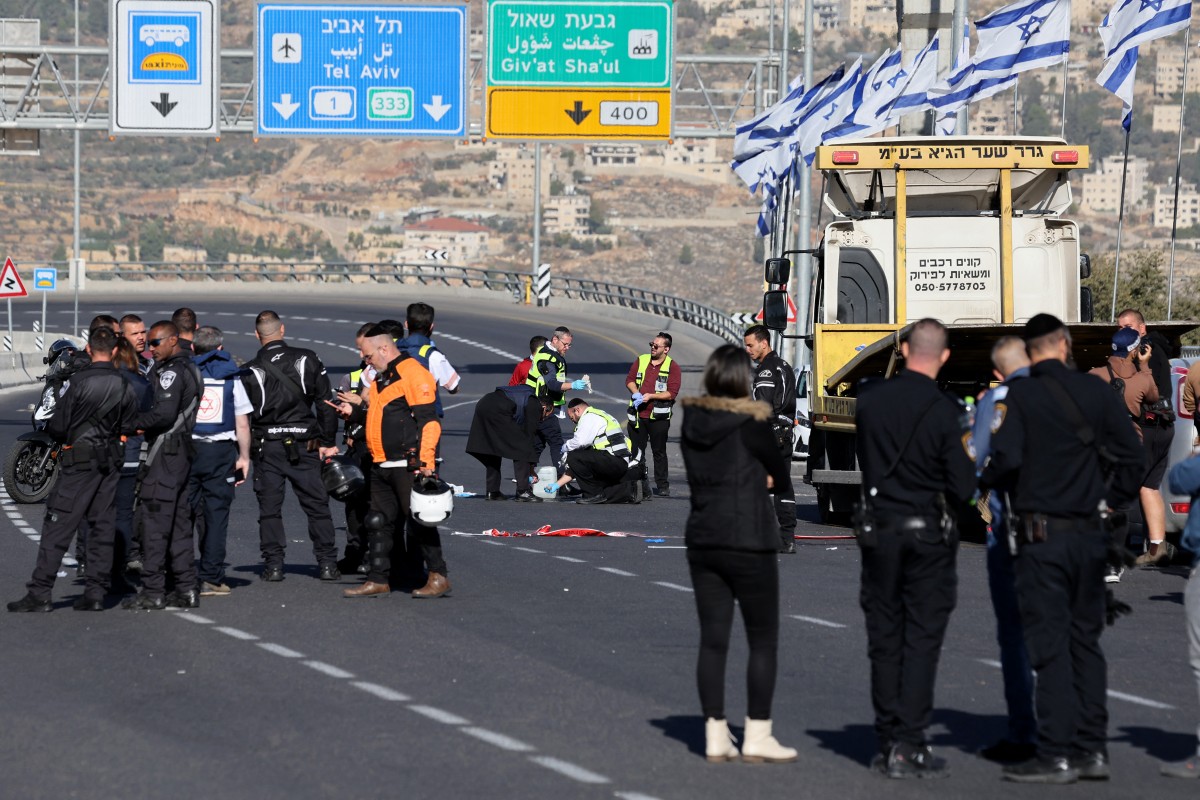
25;260;745;343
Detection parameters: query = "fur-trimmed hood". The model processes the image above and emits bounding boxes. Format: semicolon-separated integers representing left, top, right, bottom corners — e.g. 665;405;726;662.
680;394;771;420
681;395;772;449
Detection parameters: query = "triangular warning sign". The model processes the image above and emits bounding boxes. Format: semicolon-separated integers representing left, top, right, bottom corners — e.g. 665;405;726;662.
0;258;27;299
754;295;798;324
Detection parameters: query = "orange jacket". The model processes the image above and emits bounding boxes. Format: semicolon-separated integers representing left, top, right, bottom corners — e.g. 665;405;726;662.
362;354;441;468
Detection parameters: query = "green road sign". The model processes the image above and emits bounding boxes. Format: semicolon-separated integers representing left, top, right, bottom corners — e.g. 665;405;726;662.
487;0;672;88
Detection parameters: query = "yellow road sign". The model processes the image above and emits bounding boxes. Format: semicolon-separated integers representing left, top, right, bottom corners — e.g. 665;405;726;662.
486;87;671;139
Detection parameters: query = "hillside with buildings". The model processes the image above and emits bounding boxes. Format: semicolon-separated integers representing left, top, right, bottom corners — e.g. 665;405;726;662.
3;0;1200;313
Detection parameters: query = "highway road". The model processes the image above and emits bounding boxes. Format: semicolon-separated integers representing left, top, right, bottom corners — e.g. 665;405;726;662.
1;288;1198;799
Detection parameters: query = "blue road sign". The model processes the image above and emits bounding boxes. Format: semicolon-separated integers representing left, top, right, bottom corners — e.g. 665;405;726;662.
33;268;57;292
256;3;468;137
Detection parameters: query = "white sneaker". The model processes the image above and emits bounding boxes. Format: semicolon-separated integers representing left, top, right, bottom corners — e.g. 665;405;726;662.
1104;565;1123;584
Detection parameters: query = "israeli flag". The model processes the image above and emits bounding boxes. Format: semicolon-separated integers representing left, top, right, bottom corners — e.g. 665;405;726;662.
1096;0;1192;130
936;22;972;134
733;69;841;162
823;49;903;140
875;38;943;127
800;57;863;161
928;0;1070;125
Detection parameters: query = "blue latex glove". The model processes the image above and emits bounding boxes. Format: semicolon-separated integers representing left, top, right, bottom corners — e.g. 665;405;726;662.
631;392;644;406
571;379;588;390
540;482;560;496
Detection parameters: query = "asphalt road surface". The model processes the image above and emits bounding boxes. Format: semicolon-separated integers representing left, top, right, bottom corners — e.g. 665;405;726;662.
2;289;1198;799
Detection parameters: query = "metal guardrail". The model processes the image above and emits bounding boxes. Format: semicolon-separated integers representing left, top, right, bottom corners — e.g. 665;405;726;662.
30;260;744;342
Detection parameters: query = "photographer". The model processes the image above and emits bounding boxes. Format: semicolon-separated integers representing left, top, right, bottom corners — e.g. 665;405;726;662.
1117;309;1177;568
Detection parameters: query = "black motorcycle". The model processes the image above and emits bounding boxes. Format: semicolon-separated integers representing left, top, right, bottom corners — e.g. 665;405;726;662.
2;340;82;504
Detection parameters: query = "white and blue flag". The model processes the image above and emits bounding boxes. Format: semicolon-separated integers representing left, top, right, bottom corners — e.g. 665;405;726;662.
823;48;903;140
1096;0;1192;130
928;0;1070;128
936;22;971;135
876;38;943;129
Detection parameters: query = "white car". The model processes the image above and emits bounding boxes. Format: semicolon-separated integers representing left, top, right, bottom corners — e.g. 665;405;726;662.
793;365;811;460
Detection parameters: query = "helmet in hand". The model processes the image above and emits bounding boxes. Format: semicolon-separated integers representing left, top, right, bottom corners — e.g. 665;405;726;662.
410;475;454;524
321;454;365;502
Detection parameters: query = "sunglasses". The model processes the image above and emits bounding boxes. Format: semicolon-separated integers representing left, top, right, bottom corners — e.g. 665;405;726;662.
148;337;173;347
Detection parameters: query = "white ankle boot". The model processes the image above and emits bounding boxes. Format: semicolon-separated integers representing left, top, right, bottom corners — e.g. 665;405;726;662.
740;718;798;764
705;717;739;762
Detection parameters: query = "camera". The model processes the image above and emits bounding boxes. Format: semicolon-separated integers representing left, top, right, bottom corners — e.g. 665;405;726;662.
1138;342;1151;356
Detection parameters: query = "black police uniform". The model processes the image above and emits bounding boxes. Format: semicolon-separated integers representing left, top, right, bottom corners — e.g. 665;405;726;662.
855;370;976;758
133;352;203;603
241;339;339;575
337;365;372;573
19;361;138;606
751;349;798;548
981;358;1142;764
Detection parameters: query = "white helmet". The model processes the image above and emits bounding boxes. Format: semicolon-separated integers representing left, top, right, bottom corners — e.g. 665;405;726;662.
410;475;454;524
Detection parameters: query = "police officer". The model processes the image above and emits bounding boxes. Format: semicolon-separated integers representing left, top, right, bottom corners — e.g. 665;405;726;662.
743;325;798;553
626;332;681;499
527;326;589;476
7;328;139;612
855;318;976;778
339;326;450;598
189;326;251;597
398;302;461;416
981;314;1143;783
241;310;341;582
334;322;378;574
543;398;640;504
123;321;204;610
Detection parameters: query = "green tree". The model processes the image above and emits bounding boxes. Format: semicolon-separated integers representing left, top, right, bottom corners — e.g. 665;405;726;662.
139;219;167;262
51;241;67;262
678;243;694;265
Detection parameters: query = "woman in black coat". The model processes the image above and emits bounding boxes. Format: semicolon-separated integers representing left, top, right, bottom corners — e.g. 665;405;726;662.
466;385;551;501
680;344;795;764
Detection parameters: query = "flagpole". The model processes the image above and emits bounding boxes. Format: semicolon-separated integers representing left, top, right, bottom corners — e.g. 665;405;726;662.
1059;58;1068;138
1013;76;1020;134
1167;26;1191;320
1111;123;1132;322
790;0;816;369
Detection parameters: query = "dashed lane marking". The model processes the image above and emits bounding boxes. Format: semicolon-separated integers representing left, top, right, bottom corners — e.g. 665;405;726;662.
554;556;587;563
513;546;545;554
479;539;507;546
529;755;611;784
461;727;536;752
257;642;304;658
409;705;469;725
214;626;258;640
789;615;848;629
975;659;1175;710
304;660;355;679
174;612;214;624
652;581;693;593
351;682;411;702
597;567;636;577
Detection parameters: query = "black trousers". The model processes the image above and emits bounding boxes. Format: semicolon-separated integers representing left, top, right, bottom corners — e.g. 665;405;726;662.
859;521;958;749
367;465;447;586
566;448;630;500
478;454;534;494
140;448;196;597
687;548;779;720
27;465;119;602
1014;525;1109;759
342;446;373;562
534;414;566;476
628;416;670;491
771;439;796;545
188;440;238;585
253;439;337;567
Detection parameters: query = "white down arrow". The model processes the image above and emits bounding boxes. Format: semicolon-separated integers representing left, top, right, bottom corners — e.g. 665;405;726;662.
423;95;452;122
273;94;300;120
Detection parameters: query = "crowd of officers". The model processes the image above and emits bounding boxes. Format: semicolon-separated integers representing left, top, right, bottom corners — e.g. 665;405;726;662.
855;311;1195;784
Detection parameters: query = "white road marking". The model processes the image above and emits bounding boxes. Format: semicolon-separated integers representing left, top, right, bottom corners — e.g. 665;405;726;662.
614;793;666;800
646;545;686;549
789;614;847;629
555;556;587;563
652;581;693;593
408;705;469;725
304;660;355;679
976;659;1174;709
257;642;305;658
461;727;536;752
214;626;258;640
174;612;214;624
528;755;610;784
351;681;411;702
479;539;506;546
597;567;636;577
513;546;545;554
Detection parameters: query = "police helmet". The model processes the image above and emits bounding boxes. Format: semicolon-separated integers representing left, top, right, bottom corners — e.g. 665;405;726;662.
43;339;82;380
410;475;454;524
321;454;365;502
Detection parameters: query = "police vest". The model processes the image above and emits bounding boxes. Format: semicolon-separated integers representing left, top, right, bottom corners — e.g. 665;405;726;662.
526;346;566;406
584;407;632;459
193;351;240;437
627;354;674;425
400;335;445;417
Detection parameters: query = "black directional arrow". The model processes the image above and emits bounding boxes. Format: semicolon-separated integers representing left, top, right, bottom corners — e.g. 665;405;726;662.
151;92;177;117
565;101;591;126
2;276;15;291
